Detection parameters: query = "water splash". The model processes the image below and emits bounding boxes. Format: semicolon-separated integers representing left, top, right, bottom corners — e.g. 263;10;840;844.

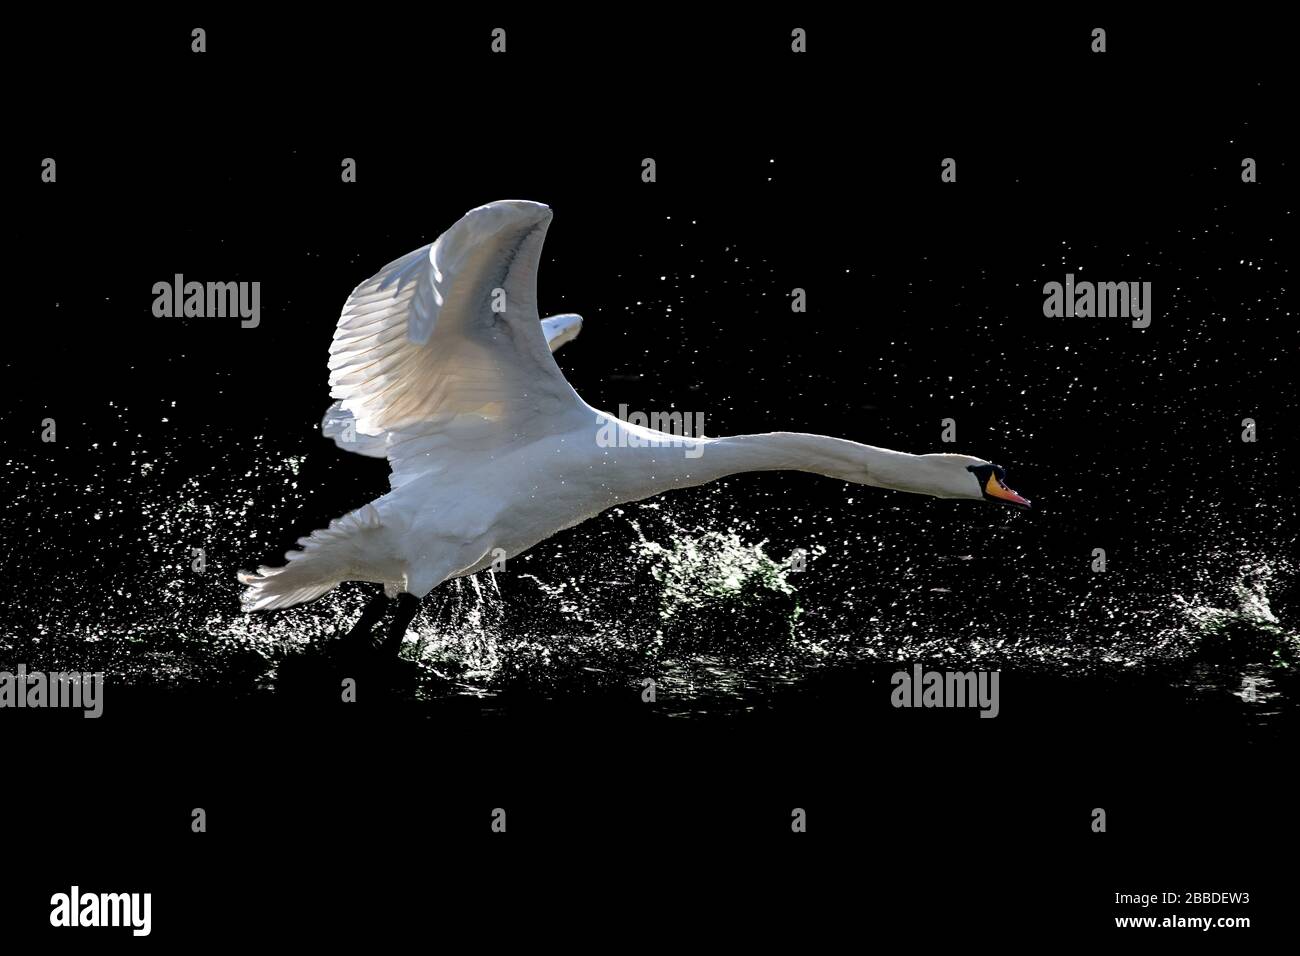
628;514;820;622
1173;559;1298;669
2;412;1296;713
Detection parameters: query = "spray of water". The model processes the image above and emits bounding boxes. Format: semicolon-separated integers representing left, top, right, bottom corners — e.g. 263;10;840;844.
2;414;1295;709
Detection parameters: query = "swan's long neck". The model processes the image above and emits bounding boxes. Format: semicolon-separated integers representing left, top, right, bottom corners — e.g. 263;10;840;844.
681;432;919;488
597;422;943;498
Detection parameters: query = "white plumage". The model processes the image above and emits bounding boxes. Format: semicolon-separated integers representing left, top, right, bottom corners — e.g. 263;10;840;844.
240;200;1026;616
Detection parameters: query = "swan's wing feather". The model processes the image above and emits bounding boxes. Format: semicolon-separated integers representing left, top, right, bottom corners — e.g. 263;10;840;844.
321;314;584;461
325;201;587;484
541;313;583;352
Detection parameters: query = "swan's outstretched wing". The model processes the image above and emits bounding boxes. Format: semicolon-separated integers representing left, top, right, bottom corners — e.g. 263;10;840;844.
324;200;589;487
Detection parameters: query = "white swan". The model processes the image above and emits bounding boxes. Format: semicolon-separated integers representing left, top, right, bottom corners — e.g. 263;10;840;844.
239;200;1030;652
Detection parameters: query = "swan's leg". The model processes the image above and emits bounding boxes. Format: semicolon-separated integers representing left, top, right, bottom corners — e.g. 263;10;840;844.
381;593;421;656
340;590;388;648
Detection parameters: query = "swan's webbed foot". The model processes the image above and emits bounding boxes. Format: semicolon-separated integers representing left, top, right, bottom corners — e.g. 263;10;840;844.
381;593;421;657
328;590;420;670
335;590;389;655
280;589;419;699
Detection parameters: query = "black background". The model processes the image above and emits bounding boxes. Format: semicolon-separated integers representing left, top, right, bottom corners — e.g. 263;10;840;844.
4;10;1295;945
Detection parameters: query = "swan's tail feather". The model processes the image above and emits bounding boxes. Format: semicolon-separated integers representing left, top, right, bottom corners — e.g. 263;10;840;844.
238;504;385;612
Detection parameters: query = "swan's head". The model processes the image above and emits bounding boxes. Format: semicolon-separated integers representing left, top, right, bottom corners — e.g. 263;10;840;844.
964;461;1031;508
877;453;1030;507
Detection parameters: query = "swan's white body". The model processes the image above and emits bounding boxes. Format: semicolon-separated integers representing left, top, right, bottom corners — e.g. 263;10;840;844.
240;201;1025;613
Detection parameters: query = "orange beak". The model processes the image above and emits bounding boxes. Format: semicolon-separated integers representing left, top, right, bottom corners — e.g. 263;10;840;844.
985;472;1031;508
